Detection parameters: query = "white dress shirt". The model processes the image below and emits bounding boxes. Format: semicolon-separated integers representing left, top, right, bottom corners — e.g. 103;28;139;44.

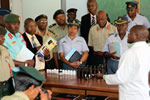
25;32;41;48
104;41;150;100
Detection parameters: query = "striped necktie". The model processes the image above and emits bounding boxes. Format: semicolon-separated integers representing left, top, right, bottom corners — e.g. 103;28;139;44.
91;16;96;26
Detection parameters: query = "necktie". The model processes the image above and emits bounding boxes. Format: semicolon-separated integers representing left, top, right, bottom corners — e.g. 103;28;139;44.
32;36;36;48
91;16;96;26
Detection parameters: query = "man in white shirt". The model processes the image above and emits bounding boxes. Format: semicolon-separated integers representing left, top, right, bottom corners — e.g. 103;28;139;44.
126;1;150;32
97;25;150;100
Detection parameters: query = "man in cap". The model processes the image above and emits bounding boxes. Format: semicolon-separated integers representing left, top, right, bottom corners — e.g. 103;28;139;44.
97;25;150;100
88;10;117;66
0;26;15;99
48;9;68;69
67;8;77;22
35;14;58;69
2;66;52;100
0;8;11;28
103;16;129;74
126;1;150;32
3;14;34;67
59;19;89;70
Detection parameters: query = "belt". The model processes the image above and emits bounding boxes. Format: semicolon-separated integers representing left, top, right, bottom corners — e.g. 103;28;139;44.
93;51;103;56
0;81;8;86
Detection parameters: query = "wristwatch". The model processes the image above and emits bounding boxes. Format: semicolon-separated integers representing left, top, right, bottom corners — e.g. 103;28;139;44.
80;61;82;65
25;62;28;67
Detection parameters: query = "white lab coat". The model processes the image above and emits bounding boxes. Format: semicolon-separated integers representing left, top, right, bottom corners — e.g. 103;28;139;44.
105;42;150;100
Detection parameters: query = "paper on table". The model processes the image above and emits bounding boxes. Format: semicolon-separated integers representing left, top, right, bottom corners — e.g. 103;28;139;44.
109;42;121;57
15;45;34;61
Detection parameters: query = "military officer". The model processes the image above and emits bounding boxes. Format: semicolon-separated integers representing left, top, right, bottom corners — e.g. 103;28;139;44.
126;1;150;32
0;26;15;99
35;14;58;69
48;9;68;68
3;14;34;67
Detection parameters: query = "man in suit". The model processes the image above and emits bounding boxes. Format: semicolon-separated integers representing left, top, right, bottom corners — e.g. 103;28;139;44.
80;0;98;44
23;18;50;69
80;0;98;66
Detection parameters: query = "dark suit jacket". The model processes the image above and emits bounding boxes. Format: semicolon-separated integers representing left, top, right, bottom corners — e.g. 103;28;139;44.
23;32;43;54
80;13;91;44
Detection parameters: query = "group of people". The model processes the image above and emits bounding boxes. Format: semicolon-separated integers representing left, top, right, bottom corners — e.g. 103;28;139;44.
0;0;150;100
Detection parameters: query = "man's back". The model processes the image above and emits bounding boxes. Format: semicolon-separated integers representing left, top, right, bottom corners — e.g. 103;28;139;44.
118;42;150;100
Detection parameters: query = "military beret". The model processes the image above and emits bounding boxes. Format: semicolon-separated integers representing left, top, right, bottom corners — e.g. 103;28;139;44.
19;66;46;82
0;26;6;35
0;8;11;16
126;1;138;10
115;16;129;25
67;8;77;13
68;19;80;27
53;9;65;19
4;14;20;23
35;14;48;22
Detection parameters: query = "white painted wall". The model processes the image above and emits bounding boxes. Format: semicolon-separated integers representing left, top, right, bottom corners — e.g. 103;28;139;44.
22;0;61;27
66;0;88;21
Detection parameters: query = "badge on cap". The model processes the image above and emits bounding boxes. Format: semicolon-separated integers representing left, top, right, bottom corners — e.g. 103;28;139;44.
128;5;132;8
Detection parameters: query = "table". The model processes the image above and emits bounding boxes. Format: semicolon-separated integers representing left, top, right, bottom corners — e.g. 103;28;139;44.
40;70;119;99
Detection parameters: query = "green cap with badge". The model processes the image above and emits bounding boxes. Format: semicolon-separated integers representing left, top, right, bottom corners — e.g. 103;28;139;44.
0;26;6;35
19;66;46;82
4;13;20;23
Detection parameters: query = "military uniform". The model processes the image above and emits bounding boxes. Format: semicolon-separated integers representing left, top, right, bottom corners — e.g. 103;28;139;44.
126;13;150;32
0;45;15;98
88;22;117;65
88;22;117;52
3;30;26;59
125;1;150;32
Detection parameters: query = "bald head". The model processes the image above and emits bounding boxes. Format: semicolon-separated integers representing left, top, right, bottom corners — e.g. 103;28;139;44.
97;10;107;28
128;25;149;43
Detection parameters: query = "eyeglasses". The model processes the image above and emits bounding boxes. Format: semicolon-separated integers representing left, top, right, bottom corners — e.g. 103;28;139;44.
38;20;48;23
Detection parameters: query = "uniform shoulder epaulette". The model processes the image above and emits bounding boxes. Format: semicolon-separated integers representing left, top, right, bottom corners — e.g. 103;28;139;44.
48;29;57;38
49;23;56;28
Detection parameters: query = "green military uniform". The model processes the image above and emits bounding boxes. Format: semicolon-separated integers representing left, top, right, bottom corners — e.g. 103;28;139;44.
0;45;15;98
36;27;57;60
0;26;15;99
48;24;68;52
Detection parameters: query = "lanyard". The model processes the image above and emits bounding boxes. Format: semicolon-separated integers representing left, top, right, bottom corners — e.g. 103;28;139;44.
8;64;13;77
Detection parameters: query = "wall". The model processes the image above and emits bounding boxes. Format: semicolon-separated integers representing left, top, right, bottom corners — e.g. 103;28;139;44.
22;0;61;26
66;0;88;21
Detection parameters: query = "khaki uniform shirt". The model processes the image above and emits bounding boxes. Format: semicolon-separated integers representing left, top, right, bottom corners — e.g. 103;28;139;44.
36;27;57;60
48;24;68;52
0;45;14;82
2;91;29;100
88;22;117;51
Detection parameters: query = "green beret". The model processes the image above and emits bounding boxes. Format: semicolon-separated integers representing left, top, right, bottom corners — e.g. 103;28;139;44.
4;14;20;23
53;9;65;19
67;8;77;13
35;14;48;22
0;26;6;35
19;66;46;82
68;19;80;27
